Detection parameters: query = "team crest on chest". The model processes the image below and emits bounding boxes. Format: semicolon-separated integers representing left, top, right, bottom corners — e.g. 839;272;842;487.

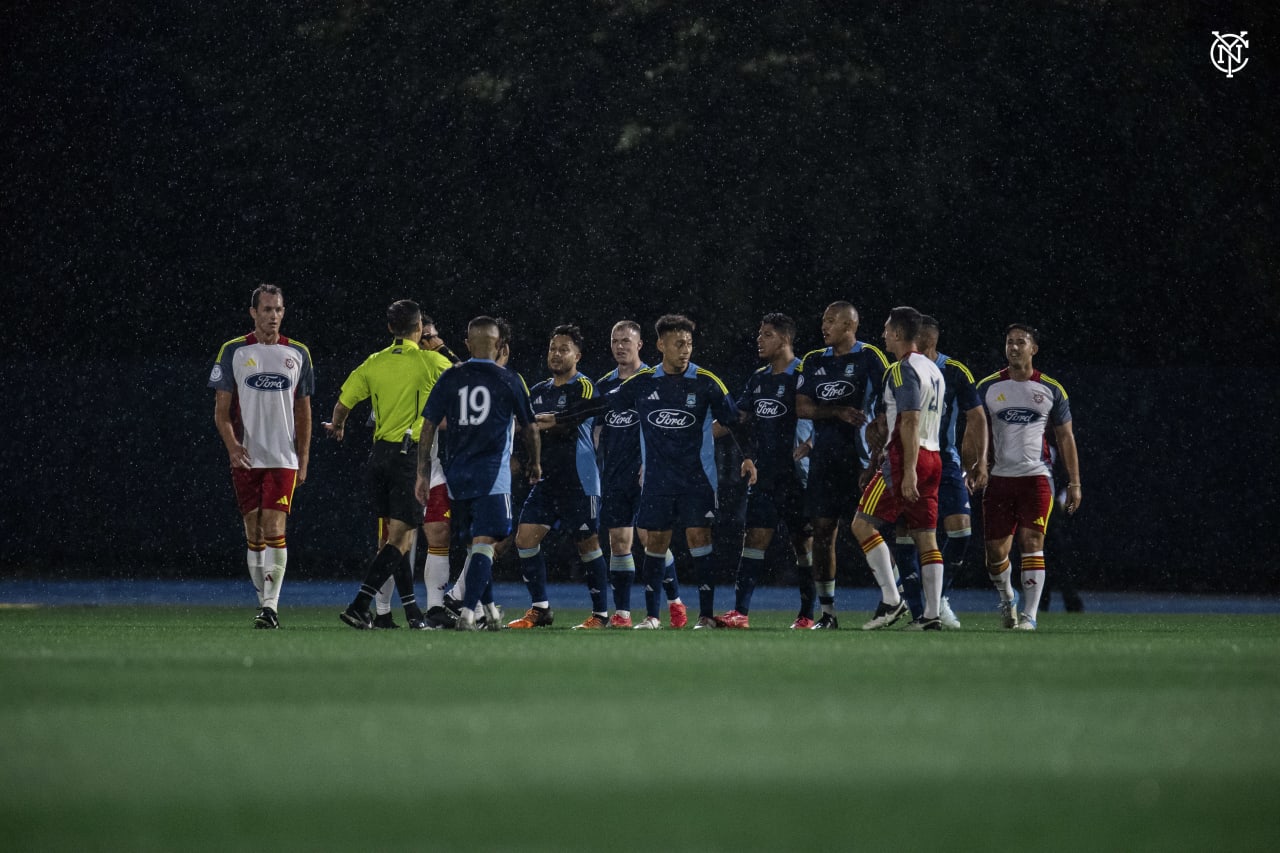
556;394;567;409
284;357;296;370
844;364;855;376
776;384;785;397
1032;392;1045;404
686;393;697;407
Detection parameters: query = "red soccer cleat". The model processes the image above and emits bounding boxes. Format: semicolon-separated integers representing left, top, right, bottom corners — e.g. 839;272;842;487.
668;601;688;629
790;616;816;629
714;609;750;629
607;613;633;628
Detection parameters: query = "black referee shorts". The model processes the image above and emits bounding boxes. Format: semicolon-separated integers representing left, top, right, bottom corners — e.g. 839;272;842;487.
366;441;423;525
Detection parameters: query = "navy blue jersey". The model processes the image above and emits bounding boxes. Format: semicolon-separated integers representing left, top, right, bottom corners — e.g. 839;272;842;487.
606;362;739;496
422;359;533;500
934;351;982;476
797;341;889;468
595;364;647;491
738;357;802;489
527;373;600;496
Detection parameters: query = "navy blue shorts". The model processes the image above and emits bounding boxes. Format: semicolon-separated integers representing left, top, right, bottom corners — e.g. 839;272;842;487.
744;473;808;533
637;489;718;531
937;472;971;519
600;481;642;530
518;483;599;541
803;450;864;520
451;493;514;541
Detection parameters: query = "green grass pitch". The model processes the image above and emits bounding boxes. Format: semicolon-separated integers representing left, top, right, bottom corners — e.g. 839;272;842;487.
2;606;1278;852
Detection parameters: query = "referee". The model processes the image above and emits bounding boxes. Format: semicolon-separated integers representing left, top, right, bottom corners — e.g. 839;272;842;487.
325;299;453;630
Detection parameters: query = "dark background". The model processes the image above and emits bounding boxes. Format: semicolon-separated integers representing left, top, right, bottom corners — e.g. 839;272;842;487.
2;1;1276;592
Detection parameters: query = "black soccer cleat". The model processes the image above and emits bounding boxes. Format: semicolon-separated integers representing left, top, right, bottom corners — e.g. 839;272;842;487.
339;607;374;630
810;612;840;630
424;605;458;630
406;616;438;630
372;613;400;630
253;607;279;629
861;599;910;631
442;594;462;617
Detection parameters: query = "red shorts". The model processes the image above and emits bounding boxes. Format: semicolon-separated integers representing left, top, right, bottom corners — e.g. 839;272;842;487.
983;475;1053;539
232;467;297;517
856;448;941;530
423;482;452;525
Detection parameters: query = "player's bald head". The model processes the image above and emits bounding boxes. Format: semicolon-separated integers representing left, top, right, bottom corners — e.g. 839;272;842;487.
466;315;501;359
825;301;858;324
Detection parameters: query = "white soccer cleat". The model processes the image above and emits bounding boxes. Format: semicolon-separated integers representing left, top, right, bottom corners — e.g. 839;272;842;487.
633;616;662;630
939;596;961;629
1014;613;1037;631
998;598;1019;629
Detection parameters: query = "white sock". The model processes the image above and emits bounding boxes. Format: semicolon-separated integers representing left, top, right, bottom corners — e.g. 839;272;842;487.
921;560;943;620
988;561;1015;601
425;552;450;609
247;547;265;606
375;575;394;616
262;546;287;611
1021;552;1046;620
861;537;901;605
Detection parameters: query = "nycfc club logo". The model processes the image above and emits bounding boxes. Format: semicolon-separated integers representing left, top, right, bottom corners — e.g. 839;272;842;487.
246;372;292;391
1211;31;1248;78
647;409;695;429
755;399;787;419
998;408;1039;425
605;410;638;428
816;381;853;400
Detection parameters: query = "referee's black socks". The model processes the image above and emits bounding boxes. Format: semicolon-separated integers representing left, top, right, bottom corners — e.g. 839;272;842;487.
352;544;404;611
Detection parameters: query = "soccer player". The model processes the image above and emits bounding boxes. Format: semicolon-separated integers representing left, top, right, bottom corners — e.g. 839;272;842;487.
417;316;541;630
505;324;612;630
795;301;890;628
544;314;740;629
370;316;462;629
977;324;1081;630
713;313;813;629
594;320;686;629
851;307;947;630
329;300;453;630
893;315;989;629
209;283;314;629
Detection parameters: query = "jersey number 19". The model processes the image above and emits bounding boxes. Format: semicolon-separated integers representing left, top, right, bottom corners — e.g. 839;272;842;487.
456;385;492;425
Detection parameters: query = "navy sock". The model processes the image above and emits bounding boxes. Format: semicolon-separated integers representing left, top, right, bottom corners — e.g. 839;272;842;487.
894;538;923;618
642;552;667;619
663;554;680;601
464;548;495;612
735;547;765;614
943;532;970;594
692;545;715;617
582;549;609;614
609;554;635;611
797;562;816;619
518;545;548;604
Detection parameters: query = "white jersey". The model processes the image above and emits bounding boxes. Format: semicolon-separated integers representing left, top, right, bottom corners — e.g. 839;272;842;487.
883;351;944;453
209;333;315;469
976;368;1071;478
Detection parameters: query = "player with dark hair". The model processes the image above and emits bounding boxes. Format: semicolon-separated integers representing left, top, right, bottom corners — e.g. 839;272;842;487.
852;306;947;630
505;324;613;630
417;316;541;630
209;284;314;629
544;314;741;629
328;299;453;630
795;301;890;628
892;315;989;629
713;313;813;629
595;320;686;629
976;323;1081;630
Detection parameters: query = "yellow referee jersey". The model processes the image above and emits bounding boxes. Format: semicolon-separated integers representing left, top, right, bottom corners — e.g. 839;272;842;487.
338;338;452;442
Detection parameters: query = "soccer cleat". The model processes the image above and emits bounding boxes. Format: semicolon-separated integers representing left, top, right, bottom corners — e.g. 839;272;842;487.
572;615;609;630
482;603;504;631
902;618;925;631
998;599;1020;629
406;616;439;630
442;594;462;617
790;616;816;630
608;613;633;628
1015;613;1037;631
668;601;688;629
507;606;555;629
372;612;400;630
916;617;943;631
861;599;910;631
810;613;840;630
939;596;962;629
455;609;479;631
633;616;662;630
424;606;457;630
253;607;279;629
692;616;719;630
339;607;373;630
714;610;750;629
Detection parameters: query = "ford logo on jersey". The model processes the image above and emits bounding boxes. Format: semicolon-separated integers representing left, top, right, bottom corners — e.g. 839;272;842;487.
647;409;695;429
816;381;853;401
755;399;787;418
998;408;1039;424
246;372;292;391
605;410;639;427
